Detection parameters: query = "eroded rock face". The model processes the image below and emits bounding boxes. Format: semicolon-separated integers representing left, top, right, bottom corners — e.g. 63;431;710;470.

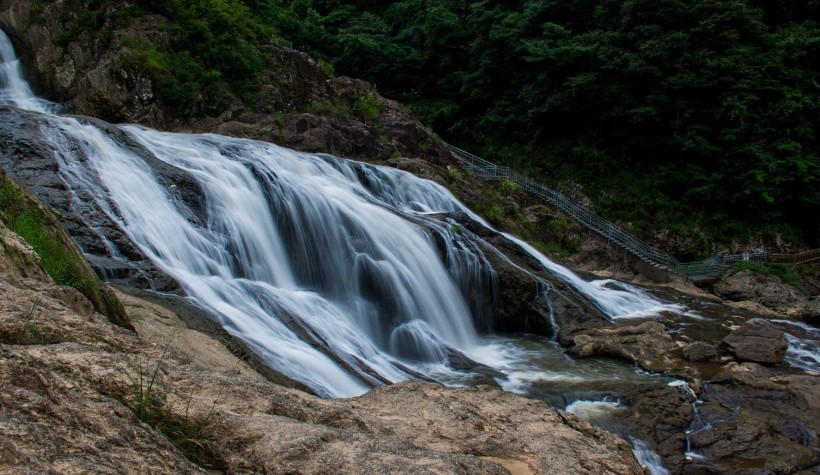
720;318;788;364
0;1;170;124
0;222;646;475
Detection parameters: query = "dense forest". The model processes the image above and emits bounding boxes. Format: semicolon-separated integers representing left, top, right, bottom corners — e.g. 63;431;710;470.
61;0;820;250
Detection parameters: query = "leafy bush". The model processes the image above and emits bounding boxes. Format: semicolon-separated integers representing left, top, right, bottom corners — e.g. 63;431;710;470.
352;94;381;122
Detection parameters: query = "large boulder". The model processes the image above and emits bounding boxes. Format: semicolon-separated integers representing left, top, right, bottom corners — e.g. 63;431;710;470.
567;321;680;372
720;318;788;364
682;341;719;362
714;269;809;318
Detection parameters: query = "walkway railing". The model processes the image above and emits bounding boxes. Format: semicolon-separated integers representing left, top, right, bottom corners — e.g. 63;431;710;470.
446;144;764;279
770;249;820;265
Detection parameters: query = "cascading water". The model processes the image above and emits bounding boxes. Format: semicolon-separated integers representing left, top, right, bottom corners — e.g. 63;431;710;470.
0;30;53;115
0;29;681;399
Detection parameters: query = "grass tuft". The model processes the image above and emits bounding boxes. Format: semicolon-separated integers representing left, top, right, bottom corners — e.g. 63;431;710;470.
123;346;219;467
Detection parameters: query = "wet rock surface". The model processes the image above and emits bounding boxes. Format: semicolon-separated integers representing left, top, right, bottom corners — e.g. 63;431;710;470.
682;341;718;362
0;106;189;292
688;363;820;474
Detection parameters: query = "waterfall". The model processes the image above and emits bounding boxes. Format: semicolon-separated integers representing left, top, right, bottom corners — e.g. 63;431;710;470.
0;30;53;115
0;29;679;397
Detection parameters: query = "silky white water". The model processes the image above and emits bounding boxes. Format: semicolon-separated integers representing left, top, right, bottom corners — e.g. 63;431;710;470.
1;30;679;397
0;30;53;115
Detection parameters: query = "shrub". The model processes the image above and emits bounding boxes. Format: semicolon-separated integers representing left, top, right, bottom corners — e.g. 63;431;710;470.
352;94;381;122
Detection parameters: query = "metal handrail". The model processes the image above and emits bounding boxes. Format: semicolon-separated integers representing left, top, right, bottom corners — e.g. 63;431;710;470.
770;249;820;264
446;144;741;279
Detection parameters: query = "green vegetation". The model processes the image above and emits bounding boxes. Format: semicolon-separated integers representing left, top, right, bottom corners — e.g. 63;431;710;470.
60;0;273;115
352;93;382;121
0;174;96;291
124;349;218;467
0;173;127;325
260;0;820;248
17;298;44;344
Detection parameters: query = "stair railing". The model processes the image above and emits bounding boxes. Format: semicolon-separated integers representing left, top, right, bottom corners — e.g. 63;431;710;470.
446;144;738;279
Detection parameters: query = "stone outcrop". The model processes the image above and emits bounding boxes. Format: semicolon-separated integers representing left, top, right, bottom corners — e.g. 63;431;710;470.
715;269;818;322
0;0;170;124
567;321;680;372
681;341;718;362
0;218;646;474
720;318;789;364
185;77;450;166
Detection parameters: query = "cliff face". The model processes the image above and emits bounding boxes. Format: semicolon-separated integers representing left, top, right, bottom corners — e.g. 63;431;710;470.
0;0;449;164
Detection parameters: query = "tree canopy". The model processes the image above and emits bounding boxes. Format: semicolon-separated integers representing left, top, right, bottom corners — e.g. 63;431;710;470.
259;0;820;248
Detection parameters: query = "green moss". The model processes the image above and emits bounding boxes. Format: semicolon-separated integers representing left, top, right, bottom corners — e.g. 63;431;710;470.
0;173;128;326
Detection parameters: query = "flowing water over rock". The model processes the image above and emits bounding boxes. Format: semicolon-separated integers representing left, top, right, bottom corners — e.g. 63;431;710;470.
0;30;683;399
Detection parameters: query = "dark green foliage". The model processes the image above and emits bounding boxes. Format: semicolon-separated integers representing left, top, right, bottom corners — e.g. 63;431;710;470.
51;0;820;246
352;93;381;121
262;0;820;247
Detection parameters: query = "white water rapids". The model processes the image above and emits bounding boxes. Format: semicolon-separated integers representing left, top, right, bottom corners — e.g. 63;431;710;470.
1;29;682;399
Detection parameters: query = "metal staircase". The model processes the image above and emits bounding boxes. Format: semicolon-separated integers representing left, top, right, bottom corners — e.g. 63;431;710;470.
446;144;753;280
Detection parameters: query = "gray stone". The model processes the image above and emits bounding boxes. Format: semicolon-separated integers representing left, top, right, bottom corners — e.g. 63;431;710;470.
682;341;718;362
720;318;788;364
